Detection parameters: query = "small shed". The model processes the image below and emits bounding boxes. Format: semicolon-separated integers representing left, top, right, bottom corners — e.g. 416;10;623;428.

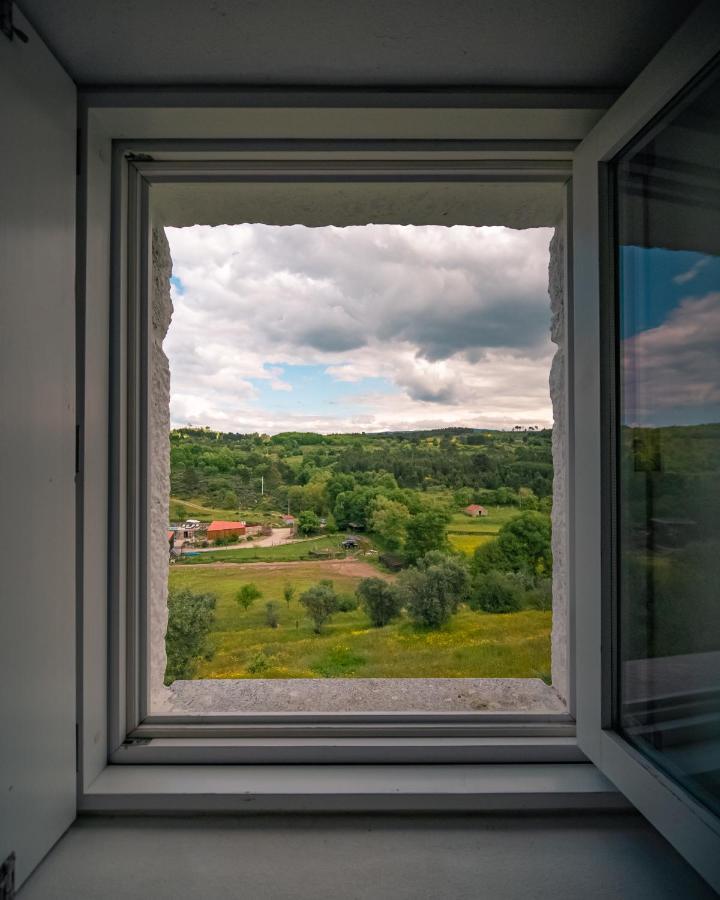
207;520;246;542
464;504;488;517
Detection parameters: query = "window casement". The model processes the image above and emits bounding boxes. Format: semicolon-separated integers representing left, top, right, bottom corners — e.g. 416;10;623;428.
106;150;576;764
76;11;720;887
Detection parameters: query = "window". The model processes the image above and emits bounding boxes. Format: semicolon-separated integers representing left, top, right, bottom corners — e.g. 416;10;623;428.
615;63;720;818
156;221;559;716
109;156;574;751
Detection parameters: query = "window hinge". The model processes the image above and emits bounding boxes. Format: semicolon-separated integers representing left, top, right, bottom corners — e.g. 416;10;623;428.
125;153;155;163
0;1;28;43
0;851;15;900
122;737;151;747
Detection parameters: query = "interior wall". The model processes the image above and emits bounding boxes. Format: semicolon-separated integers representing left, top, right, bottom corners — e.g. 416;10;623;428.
0;9;78;888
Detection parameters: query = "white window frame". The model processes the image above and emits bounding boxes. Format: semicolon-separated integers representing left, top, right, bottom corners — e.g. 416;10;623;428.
572;2;720;890
77;92;619;811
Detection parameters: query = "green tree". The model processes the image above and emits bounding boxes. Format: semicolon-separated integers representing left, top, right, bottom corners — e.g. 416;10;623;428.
283;582;295;608
404;509;451;562
235;582;262;610
356;577;403;627
398;552;469;628
369;496;411;551
297;509;321;535
469;571;523;613
299;579;338;633
164;587;217;684
496;511;552;576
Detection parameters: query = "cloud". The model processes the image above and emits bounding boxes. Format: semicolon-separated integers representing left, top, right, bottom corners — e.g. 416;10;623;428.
163;224;554;433
673;256;711;285
622;290;720;424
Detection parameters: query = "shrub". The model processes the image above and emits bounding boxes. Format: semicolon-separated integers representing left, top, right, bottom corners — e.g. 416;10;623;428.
470;571;523;613
235;582;262;610
299;579;339;633
247;650;271;674
265;601;279;628
356;577;403;627
336;593;359;613
525;577;552;610
164;587;217;684
398;553;469;628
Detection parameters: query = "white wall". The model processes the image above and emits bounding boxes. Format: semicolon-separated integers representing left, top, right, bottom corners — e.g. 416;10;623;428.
0;8;77;888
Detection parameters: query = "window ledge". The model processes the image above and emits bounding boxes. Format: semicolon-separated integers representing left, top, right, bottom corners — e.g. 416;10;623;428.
80;763;627;813
158;677;565;714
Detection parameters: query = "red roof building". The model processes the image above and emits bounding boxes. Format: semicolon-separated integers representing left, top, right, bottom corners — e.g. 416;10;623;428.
207;520;246;541
464;504;488;517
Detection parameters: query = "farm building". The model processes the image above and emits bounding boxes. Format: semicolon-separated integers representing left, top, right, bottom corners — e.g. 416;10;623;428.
207;520;246;542
464;504;488;517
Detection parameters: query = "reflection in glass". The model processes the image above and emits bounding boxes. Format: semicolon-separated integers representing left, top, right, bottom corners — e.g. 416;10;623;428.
616;68;720;816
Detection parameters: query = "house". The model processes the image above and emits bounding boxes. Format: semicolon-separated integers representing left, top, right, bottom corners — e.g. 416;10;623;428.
207;520;246;542
167;530;175;552
281;514;296;526
464;504;488;517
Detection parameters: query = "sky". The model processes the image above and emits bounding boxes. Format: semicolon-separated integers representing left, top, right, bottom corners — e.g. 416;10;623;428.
163;224;555;434
620;246;720;428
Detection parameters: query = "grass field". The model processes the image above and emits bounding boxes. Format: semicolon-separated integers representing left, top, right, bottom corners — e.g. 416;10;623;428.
168;560;551;681
175;534;355;565
445;505;519;556
447;532;495;555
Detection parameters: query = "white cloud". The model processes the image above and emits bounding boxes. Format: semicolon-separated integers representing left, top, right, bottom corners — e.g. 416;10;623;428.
163;224;554;433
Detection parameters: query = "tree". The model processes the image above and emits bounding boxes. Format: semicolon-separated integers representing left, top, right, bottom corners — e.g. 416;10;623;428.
357;577;403;627
369;496;411;551
297;509;321;535
398;552;469;628
469;571;523;613
299;579;338;633
496;511;552;576
235;582;262;610
164;587;217;684
283;582;295;608
333;487;376;529
404;509;451;562
174;504;187;522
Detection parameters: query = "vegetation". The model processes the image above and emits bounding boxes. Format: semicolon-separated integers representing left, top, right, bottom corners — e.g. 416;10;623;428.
164;587;217;684
299;579;339;633
167;562;551;680
356;577;403;627
164;424;557;682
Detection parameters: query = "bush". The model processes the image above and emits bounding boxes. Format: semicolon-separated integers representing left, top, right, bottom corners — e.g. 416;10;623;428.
299;579;339;633
336;593;359;613
470;571;523;613
247;650;272;674
311;645;366;677
235;582;262;610
283;582;295;607
164;587;217;684
525;577;552;610
265;601;279;628
356;577;403;627
398;552;469;628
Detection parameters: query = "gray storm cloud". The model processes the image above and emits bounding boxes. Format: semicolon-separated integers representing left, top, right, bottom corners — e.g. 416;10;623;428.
164;223;554;433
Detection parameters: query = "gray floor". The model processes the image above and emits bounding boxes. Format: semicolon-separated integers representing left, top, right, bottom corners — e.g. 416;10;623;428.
19;813;716;899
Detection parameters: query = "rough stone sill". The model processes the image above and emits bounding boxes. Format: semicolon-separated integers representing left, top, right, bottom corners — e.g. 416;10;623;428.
159;677;565;714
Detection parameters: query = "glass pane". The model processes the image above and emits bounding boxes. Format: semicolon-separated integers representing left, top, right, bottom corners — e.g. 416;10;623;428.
616;67;720;816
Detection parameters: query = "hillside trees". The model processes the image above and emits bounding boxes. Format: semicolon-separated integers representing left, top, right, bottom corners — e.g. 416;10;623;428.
369;496;411;551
